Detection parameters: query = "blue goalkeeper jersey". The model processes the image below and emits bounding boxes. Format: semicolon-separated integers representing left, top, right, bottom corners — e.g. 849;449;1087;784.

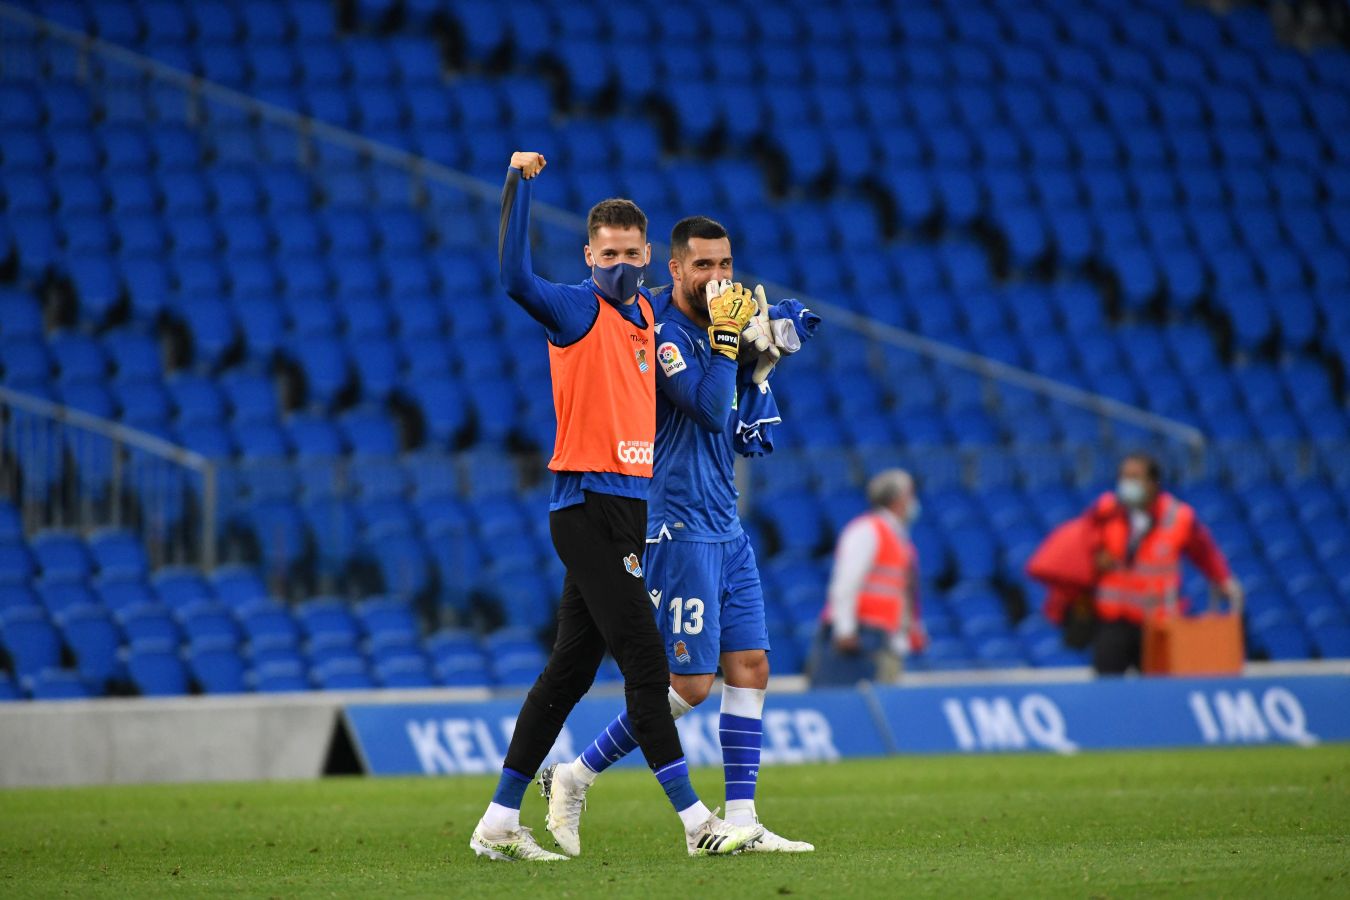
647;292;742;543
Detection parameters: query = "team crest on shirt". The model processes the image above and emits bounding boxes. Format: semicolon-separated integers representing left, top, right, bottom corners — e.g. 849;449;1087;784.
635;347;649;373
673;640;691;664
657;342;686;376
623;553;643;578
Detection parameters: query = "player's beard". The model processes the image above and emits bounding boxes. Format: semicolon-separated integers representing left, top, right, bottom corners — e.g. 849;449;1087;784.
683;279;711;327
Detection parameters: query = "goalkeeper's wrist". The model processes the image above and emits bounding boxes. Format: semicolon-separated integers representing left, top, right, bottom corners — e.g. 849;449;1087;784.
709;325;741;360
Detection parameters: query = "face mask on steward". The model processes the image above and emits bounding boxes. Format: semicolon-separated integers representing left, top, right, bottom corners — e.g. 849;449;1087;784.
592;262;646;302
1117;477;1148;508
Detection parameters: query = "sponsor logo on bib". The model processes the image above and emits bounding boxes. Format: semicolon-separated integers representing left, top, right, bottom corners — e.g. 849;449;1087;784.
616;440;653;465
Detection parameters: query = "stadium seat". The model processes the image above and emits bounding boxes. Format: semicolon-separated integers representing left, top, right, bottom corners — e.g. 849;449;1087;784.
28;668;93;701
87;529;150;579
0;605;63;678
127;638;190;697
152;567;214;611
188;637;250;694
254;659;311;692
313;657;374;690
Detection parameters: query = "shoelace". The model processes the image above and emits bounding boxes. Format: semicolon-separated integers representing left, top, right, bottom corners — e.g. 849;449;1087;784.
558;772;588;818
510;826;555;858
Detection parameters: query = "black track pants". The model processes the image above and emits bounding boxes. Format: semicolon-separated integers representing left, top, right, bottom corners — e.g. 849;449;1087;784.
1093;618;1143;674
502;491;684;775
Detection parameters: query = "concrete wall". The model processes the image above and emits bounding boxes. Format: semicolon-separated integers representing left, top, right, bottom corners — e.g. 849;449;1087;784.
3;663;1340;788
0;687;490;787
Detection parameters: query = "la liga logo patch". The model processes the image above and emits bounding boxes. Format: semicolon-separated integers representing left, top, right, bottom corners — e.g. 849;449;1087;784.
657;342;686;376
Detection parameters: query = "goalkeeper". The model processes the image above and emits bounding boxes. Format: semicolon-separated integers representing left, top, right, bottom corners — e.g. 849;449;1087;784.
470;154;763;862
539;215;817;855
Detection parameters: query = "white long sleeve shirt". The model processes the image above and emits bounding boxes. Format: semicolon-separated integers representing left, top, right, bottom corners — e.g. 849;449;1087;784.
826;508;909;641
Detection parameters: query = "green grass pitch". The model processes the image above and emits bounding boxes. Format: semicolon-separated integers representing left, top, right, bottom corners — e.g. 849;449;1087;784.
2;746;1346;898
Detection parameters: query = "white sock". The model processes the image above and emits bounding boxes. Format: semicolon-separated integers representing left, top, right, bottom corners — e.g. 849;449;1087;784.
677;800;714;833
668;685;694;719
721;684;766;718
726;799;757;825
570;757;598;787
482;801;519;833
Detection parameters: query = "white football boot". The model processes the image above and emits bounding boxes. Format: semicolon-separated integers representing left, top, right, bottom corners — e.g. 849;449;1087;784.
538;762;589;857
739;821;815;852
470;820;568;862
686;810;765;856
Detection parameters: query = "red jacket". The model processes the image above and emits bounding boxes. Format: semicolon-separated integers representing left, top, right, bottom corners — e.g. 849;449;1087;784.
1028;491;1231;624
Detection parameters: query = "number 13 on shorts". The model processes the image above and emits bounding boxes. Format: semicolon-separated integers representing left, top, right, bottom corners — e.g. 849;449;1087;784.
668;596;704;635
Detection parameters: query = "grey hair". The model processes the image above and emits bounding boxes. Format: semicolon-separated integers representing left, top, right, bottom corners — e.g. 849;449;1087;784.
866;469;913;509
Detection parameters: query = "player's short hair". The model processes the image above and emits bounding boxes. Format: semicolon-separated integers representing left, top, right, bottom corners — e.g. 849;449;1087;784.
1122;452;1163;484
587;198;647;240
670;216;729;259
867;469;913;509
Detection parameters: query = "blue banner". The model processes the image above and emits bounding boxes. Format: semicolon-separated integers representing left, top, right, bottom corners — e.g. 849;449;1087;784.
871;675;1350;754
344;687;887;776
342;675;1349;776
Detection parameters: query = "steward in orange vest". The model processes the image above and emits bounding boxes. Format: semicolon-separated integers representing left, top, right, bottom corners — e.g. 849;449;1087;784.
810;469;925;686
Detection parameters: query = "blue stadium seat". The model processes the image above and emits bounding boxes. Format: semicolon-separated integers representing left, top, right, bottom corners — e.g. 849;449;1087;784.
357;595;420;641
0;604;63;678
187;636;249;694
296;597;361;642
237;600;300;648
31;530;94;583
374;654;435;688
126;637;190;697
27;668;93;701
149;566;211;611
221;371;281;424
178;600;242;644
0;539;38;585
307;655;370;690
254;659;311;692
56;602;122;688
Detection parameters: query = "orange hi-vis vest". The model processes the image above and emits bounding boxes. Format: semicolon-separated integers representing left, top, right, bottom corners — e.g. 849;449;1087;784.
1093;492;1196;625
825;513;914;634
547;292;655;477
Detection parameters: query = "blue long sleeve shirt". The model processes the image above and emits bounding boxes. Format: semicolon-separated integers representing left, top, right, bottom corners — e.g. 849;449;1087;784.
646;292;742;542
498;167;651;510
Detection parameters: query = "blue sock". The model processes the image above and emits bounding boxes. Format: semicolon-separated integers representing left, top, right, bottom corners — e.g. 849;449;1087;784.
490;768;531;810
721;712;763;805
653;757;699;812
579;709;640;775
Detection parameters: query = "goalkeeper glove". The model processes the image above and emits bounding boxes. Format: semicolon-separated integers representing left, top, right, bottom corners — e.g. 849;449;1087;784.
745;285;782;384
740;285;773;358
706;279;755;361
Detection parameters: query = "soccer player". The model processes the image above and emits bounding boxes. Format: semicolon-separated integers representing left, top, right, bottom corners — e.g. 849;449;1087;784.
538;216;815;856
469;153;762;862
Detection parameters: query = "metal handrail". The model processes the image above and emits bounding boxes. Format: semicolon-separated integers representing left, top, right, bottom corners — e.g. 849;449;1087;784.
0;385;217;568
0;1;1205;452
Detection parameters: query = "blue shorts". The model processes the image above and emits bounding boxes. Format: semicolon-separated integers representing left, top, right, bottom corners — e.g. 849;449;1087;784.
645;533;770;675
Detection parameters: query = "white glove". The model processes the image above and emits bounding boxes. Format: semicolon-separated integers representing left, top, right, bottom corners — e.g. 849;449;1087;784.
769;317;802;355
743;285;783;385
739;284;773;358
752;343;781;386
